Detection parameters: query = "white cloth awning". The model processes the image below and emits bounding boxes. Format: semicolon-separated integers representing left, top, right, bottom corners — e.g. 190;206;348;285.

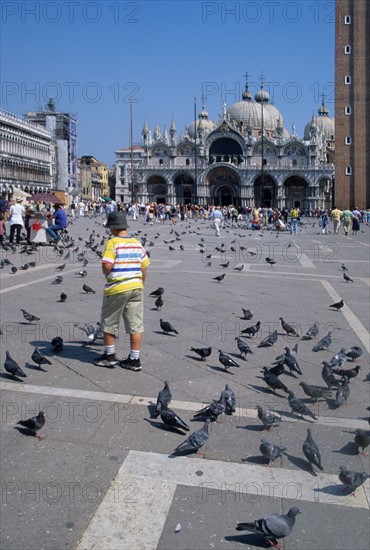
13;187;32;198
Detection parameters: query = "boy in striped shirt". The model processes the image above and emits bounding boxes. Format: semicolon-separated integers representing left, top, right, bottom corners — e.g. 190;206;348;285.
94;211;150;370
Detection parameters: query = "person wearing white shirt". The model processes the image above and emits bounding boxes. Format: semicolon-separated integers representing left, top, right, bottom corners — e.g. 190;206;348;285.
9;198;25;245
210;206;223;236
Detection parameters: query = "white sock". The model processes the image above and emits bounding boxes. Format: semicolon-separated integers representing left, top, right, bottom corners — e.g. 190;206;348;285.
105;345;115;356
130;349;140;360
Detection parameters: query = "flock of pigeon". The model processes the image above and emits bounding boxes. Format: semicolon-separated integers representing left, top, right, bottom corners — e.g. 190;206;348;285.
1;215;369;548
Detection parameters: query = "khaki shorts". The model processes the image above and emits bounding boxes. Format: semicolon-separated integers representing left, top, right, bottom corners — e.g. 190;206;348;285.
101;289;144;337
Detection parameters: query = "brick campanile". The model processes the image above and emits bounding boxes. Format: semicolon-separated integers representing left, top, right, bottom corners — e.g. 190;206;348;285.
335;0;370;208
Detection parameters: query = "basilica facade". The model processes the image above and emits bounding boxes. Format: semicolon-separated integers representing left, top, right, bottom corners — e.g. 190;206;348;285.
115;83;335;210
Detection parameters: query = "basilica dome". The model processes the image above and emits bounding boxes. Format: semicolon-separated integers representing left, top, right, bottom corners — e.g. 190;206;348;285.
227;86;284;133
304;100;335;141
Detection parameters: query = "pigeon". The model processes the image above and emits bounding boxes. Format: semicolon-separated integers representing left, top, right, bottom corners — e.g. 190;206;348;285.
155;381;172;416
160;405;189;432
83;284;96;294
302;322;319;340
312;332;332;352
302;428;323;470
299;382;331;402
160;319;178;335
219;261;229;268
218;349;240;372
190;347;212;361
331;385;346;409
241;321;261;338
287;391;317;420
212;274;225;282
354;429;370;456
155;295;163;311
19;263;29;270
339;466;369;495
329;348;347;369
235;337;253;358
340;263;348;271
281;347;302;376
220;384;236;414
52;275;63;284
279;318;299;337
321;362;341;389
4;351;27;379
11;266;17;274
343;272;354;283
20;309;40;324
329;299;344;311
149;287;164;297
31;347;52;368
59;292;67;303
339;376;350;401
261;367;289;394
335;365;361;381
173;418;211;455
74;323;95;337
257;405;279;431
75;270;88;277
236;507;301;547
55;263;66;271
51;336;64;352
85;323;103;345
346;346;363;362
233;264;244;271
265;257;276;265
259;438;287;466
17;411;46;439
259;330;278;348
193;394;226;422
242;308;253;320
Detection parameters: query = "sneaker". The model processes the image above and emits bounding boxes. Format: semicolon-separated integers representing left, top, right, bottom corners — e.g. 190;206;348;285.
120;355;142;371
93;353;119;368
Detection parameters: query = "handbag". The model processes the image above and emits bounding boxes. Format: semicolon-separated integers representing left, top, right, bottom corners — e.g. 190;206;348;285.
32;221;41;231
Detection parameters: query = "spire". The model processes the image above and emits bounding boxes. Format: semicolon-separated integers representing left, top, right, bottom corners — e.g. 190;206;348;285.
153;122;161;141
170;116;177;146
199;95;209;119
142;119;149;136
318;93;329;116
242;71;252;101
47;97;55;112
163;124;169;144
170;115;176;132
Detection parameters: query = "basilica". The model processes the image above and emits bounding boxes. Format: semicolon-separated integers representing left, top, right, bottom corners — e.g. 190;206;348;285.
115;81;335;209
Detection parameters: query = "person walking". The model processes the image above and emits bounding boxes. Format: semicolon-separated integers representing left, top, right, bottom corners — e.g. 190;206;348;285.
320;210;330;235
351;208;361;235
341;207;353;236
330;206;342;234
94;211;151;371
210;206;223;236
8;197;25;245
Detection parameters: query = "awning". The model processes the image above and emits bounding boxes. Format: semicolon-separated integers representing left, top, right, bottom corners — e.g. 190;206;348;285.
13;187;32;198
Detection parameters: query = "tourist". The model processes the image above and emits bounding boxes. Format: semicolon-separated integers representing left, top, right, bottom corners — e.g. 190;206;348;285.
45;204;68;243
8;197;25;245
330;206;342;234
341;207;353;236
94;211;150;370
210;206;223;236
290;206;299;235
320;210;330;235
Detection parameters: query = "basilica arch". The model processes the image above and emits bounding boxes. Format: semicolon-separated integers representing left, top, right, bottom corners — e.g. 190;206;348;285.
206;166;241;206
283;176;309;209
253;174;278;208
173;172;195;204
208;137;244;165
146;175;168;203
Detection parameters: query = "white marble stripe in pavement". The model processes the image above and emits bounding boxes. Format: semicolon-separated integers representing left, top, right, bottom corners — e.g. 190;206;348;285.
0;268;80;294
1;381;368;430
298;253;316;268
320;280;370;353
76;450;369;549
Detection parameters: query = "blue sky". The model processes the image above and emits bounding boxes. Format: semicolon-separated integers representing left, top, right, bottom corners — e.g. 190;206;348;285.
1;1;334;165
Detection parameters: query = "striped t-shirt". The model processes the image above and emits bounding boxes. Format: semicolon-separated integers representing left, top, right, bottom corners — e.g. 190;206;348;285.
102;236;151;295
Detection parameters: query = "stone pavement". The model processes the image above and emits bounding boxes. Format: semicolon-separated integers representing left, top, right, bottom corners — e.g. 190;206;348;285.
0;214;369;550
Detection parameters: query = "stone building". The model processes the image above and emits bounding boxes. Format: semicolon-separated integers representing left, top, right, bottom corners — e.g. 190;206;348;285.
115;81;334;209
27;99;78;199
335;0;369;208
0;110;52;198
